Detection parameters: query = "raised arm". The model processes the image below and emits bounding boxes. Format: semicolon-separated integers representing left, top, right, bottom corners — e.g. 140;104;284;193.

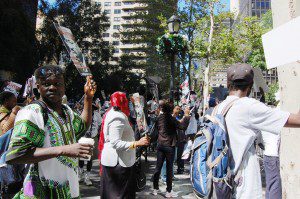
285;112;300;128
80;76;97;128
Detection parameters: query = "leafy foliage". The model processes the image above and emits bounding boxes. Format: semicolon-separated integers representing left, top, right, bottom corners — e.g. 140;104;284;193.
0;0;37;83
156;33;188;57
265;82;279;105
119;0;178;95
37;0;115;100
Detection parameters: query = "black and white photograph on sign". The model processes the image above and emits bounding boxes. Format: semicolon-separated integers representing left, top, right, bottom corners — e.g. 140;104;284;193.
54;23;92;76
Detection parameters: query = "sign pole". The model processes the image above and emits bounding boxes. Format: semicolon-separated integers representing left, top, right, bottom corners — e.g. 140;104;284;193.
271;0;300;198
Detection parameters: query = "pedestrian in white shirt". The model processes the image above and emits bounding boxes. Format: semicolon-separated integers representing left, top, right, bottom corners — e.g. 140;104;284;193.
215;63;300;199
256;103;282;199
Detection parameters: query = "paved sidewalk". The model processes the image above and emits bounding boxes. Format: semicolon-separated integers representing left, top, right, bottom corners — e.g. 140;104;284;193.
80;152;196;199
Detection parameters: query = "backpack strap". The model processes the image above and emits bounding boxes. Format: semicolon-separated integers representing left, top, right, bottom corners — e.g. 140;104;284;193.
221;98;239;117
208;145;229;169
208;98;239;169
211;104;220;117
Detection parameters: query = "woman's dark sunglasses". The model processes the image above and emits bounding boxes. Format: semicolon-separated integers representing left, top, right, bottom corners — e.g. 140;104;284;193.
38;68;64;78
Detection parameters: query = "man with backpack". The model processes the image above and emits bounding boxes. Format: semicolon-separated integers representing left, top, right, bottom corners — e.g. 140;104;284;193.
214;63;300;198
5;65;96;198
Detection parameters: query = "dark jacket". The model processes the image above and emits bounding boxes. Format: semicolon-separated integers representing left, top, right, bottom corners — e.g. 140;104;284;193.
157;113;190;146
176;116;190;143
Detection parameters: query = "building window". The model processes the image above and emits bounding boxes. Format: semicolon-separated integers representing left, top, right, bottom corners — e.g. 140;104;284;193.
113;25;120;30
103;33;110;37
115;2;121;6
256;2;260;9
95;2;101;7
256;10;261;17
94;10;101;14
112;57;119;61
123;2;134;5
103;41;109;46
112;41;120;46
113;49;120;53
114;17;121;22
104;2;111;6
124;49;130;54
114;9;121;14
266;2;270;9
104;9;111;14
113;33;120;38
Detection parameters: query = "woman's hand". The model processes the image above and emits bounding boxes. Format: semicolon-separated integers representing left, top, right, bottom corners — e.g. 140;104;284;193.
136;136;150;147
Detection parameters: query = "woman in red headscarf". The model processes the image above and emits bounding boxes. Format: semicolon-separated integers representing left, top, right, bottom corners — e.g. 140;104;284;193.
99;92;149;199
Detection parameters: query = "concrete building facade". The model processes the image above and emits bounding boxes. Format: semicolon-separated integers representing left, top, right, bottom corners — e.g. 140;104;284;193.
94;0;147;67
231;0;271;18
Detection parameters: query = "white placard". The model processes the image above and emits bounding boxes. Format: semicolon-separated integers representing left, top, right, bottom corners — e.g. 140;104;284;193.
262;16;300;69
3;81;22;97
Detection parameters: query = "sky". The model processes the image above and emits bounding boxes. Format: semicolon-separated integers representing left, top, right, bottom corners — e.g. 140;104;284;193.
46;0;230;11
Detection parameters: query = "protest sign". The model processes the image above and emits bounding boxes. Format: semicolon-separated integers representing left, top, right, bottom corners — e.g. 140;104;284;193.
3;81;22;97
132;93;148;132
54;22;92;76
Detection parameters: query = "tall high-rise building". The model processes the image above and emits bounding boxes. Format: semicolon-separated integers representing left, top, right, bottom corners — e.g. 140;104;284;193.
230;0;271;18
95;0;147;68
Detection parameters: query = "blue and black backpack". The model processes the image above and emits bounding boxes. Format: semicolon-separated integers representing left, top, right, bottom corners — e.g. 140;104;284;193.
190;100;237;199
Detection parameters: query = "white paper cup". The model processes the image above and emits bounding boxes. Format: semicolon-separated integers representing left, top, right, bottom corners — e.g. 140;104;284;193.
78;137;95;161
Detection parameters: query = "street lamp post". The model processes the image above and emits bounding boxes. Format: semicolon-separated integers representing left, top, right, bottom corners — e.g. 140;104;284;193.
167;15;181;102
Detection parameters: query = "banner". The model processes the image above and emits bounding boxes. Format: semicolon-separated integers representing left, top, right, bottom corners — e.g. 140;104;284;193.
132;93;148;132
3;81;22;97
54;22;92;76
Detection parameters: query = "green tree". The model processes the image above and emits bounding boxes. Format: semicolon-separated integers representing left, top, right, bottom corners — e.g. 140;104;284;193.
0;0;37;83
265;82;279;105
120;0;178;95
37;0;112;100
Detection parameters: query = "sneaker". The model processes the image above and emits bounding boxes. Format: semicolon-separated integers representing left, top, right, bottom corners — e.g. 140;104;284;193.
165;191;178;198
84;172;92;186
152;189;161;196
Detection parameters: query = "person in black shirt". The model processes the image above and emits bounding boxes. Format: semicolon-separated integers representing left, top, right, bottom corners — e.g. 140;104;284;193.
152;100;190;198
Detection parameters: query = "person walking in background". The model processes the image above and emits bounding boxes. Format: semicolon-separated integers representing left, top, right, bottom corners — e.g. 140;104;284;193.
174;106;190;174
79;103;102;186
6;65;96;198
0;91;20;135
152;100;190;198
99;92;149;199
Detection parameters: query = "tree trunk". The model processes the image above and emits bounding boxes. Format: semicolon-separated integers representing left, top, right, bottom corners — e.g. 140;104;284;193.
271;0;300;198
203;2;214;112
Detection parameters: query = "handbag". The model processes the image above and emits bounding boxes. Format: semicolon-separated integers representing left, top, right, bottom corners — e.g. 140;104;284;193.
134;157;146;192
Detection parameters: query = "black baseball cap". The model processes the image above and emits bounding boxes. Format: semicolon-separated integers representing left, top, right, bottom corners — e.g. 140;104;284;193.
227;63;254;86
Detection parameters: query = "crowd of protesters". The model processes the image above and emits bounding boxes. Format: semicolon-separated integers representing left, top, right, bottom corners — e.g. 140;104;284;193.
1;63;300;199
